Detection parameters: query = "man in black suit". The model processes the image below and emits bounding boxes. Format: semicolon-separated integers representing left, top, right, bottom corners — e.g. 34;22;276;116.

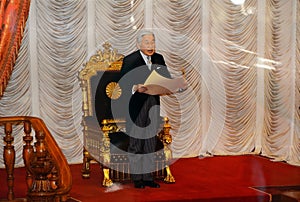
119;29;171;189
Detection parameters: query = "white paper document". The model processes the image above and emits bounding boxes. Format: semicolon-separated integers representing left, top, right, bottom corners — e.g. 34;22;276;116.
144;70;186;95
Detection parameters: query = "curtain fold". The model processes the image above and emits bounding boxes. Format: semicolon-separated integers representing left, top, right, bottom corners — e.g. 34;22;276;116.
32;0;86;163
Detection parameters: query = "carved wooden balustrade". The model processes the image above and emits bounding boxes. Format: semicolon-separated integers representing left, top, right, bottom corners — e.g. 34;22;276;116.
0;116;72;201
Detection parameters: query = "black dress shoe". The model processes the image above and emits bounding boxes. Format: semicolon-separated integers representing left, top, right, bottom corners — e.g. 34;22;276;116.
134;180;145;189
144;181;160;188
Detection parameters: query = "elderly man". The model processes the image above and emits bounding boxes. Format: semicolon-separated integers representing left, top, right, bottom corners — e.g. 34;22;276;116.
119;29;171;188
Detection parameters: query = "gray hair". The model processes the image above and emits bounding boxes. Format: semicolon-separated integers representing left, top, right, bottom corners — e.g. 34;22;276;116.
136;29;155;45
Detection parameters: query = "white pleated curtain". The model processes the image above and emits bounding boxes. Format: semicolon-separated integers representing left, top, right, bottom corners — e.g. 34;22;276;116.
0;0;299;167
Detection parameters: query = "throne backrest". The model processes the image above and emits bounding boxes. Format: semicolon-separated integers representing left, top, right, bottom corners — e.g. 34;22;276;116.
78;42;125;124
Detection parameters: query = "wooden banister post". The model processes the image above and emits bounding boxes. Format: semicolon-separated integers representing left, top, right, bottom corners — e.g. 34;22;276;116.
3;122;15;200
27;130;56;201
23;121;34;189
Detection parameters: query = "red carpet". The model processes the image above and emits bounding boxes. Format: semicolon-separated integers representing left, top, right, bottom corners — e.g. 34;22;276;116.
1;155;300;202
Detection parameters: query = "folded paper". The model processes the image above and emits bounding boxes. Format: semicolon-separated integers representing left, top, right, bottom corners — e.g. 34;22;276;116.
144;70;186;95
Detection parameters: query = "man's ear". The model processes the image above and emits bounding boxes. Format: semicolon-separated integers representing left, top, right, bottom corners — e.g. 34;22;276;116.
136;42;140;49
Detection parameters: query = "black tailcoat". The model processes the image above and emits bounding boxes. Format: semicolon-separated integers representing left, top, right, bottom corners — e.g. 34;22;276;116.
119;50;171;180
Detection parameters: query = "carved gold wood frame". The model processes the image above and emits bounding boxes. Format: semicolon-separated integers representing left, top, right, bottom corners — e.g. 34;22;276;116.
78;42;124;117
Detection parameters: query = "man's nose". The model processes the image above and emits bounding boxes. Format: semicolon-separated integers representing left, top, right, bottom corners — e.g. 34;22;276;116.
147;44;154;49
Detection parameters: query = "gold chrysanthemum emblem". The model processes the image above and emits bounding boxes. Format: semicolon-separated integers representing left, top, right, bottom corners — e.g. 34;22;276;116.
105;82;122;100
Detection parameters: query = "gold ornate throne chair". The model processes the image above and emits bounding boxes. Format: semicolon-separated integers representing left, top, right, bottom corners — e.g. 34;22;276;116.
78;42;175;187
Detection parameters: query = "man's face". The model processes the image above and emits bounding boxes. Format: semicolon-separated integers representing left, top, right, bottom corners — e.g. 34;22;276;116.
138;34;155;56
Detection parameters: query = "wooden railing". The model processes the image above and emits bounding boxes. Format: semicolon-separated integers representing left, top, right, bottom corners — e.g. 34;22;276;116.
0;116;72;201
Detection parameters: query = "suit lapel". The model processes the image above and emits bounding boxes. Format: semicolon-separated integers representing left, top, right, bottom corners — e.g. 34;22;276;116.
136;51;146;66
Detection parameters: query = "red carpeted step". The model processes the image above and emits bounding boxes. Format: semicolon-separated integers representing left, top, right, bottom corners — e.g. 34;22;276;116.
1;155;300;202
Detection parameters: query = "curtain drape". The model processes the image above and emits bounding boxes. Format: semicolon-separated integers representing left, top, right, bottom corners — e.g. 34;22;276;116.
0;0;299;167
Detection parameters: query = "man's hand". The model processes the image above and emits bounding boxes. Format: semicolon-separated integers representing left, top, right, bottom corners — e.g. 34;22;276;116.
177;78;188;93
133;84;148;93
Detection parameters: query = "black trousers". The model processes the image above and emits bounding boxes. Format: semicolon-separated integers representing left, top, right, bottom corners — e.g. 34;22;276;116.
127;96;160;181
